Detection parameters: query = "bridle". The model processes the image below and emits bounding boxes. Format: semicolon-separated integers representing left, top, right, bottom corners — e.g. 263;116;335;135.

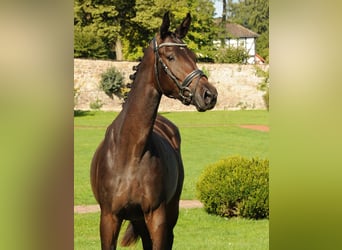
152;37;207;105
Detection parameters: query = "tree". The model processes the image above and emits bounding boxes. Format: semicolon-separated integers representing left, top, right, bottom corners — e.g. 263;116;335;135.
222;0;227;22
74;26;108;58
186;0;217;53
230;0;269;61
221;0;233;22
125;0;217;60
74;0;217;61
74;0;135;60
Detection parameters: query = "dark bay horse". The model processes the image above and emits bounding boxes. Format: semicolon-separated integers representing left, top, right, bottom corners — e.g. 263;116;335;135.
90;12;217;250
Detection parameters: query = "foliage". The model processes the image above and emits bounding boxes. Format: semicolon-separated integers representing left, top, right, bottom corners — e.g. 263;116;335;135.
73;1;269;62
89;97;104;110
99;66;125;99
74;0;135;59
229;0;269;62
74;0;217;60
74;26;108;59
74;81;85;108
255;30;269;62
197;155;269;219
255;66;270;110
213;46;249;63
73;0;269;62
74;86;81;108
124;0;218;60
184;0;218;54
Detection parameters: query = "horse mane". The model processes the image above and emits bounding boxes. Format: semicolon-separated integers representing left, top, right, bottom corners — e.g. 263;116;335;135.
122;57;142;105
123;33;181;105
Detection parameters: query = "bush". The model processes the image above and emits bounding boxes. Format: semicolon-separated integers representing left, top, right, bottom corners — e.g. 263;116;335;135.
214;46;249;64
196;156;269;219
89;97;104;110
99;67;125;100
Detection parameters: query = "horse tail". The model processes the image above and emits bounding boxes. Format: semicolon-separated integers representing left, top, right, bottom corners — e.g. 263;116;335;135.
121;222;139;247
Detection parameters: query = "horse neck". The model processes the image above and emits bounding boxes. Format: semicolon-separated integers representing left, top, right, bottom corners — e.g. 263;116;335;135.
113;47;161;158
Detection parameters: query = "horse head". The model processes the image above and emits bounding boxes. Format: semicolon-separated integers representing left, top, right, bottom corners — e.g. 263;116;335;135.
152;12;218;112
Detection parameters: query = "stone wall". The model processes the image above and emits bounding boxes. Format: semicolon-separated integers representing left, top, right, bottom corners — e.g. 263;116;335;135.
74;58;268;111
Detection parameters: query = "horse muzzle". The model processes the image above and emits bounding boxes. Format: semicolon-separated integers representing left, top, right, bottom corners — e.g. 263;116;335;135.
193;84;218;112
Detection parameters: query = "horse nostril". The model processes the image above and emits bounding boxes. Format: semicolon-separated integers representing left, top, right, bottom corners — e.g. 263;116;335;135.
204;90;213;105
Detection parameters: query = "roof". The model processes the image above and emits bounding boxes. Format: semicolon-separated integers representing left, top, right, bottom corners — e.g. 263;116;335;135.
215;18;259;38
224;22;259;38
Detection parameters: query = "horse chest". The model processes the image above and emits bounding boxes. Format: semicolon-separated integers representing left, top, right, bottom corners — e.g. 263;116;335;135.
114;147;178;208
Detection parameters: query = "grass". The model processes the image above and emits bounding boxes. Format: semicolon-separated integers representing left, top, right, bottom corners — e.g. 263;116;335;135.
74;110;269;204
74;110;269;249
74;209;269;250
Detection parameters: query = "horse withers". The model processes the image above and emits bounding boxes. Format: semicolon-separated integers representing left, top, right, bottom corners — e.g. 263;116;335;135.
90;12;217;250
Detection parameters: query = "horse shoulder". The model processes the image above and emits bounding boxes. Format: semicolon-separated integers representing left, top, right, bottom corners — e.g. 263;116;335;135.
153;115;181;151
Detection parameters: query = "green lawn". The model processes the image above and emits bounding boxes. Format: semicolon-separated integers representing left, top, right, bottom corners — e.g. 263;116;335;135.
74;110;269;204
75;209;269;250
74;110;269;249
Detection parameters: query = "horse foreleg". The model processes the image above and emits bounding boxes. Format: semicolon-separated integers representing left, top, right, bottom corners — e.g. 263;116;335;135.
144;204;167;250
100;211;122;250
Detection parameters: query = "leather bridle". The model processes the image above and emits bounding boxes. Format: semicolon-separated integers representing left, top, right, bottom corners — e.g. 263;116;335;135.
152;37;207;105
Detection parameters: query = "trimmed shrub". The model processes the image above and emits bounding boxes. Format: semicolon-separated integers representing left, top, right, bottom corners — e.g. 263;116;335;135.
99;67;125;100
196;156;269;219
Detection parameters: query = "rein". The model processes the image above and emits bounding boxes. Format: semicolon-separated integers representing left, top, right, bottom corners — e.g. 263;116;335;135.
152;37;207;105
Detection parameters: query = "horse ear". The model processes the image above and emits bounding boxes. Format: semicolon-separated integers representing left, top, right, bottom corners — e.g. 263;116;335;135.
175;13;191;39
160;11;170;39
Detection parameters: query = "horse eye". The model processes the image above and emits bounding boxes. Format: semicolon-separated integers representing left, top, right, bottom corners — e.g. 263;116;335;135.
166;55;175;61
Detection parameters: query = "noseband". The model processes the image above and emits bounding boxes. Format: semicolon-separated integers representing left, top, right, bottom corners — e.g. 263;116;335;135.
153;37;207;105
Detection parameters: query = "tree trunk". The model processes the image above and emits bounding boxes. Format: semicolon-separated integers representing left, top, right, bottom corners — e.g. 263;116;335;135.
115;37;123;61
221;0;227;47
222;0;227;22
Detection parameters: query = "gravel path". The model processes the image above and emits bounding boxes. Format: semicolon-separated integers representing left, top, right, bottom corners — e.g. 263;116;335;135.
239;124;269;132
74;200;204;214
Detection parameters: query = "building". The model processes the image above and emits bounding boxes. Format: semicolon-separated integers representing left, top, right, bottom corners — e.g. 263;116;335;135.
215;21;260;64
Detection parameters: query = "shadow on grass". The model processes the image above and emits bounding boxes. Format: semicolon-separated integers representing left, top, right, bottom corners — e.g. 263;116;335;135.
74;110;95;117
158;112;171;115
